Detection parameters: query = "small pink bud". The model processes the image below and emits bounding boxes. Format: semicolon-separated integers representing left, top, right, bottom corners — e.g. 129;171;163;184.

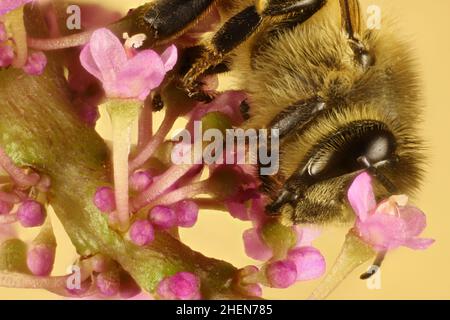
129;170;153;192
97;272;120;297
93;187;116;213
149;206;177;229
287;247;326;281
0;45;14;67
173;200;198;228
129;220;154;246
266;260;297;289
242;228;273;261
22;52;47;76
26;244;55;276
0;200;13;215
157;272;201;300
245;283;263;297
17;200;46;228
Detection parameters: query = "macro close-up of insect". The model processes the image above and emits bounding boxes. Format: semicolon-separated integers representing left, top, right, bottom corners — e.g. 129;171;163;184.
0;0;447;302
127;0;423;226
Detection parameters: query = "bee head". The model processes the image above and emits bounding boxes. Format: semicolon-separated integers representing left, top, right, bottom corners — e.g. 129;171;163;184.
265;104;424;226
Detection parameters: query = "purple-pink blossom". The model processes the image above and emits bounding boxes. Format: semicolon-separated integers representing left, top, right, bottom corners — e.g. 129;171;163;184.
173;200;199;228
17;200;45;228
93;187;116;213
149;206;177;230
80;28;177;101
156;272;201;300
266;260;297;289
348;172;434;252
129;170;153;192
27;244;55;276
22;52;47;76
129;219;154;246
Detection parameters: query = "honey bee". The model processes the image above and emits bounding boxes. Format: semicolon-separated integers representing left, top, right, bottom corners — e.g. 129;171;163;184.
127;0;424;226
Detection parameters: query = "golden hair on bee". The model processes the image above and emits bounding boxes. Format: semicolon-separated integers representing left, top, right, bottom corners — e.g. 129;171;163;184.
129;0;425;226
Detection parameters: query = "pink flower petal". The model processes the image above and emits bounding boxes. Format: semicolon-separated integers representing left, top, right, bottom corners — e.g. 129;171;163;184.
287;246;326;281
80;44;102;80
160;45;178;72
243;228;273;261
356;214;405;251
347;172;377;221
295;227;321;247
88;28;127;85
399;206;427;238
114;50;165;100
403;238;435;250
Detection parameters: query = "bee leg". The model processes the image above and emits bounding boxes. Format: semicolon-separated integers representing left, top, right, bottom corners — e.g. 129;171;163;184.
269;98;326;139
180;1;327;101
180;6;263;101
256;0;326;18
127;0;218;46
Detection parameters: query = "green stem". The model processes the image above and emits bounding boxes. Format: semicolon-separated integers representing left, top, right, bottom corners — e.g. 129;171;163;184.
105;100;141;231
308;231;375;300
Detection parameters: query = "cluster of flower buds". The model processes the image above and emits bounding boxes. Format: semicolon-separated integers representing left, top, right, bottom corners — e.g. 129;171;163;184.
0;1;47;75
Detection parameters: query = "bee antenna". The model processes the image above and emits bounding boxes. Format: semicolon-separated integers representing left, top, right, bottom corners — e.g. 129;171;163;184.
360;251;386;280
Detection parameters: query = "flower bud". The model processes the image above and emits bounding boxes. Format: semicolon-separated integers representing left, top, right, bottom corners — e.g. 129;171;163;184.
17;200;46;228
173;200;198;228
149;206;177;230
27;244;55;276
129;220;154;246
97;271;120;297
93;187;116;213
23;52;47;76
287;247;326;281
130;170;153;192
265;260;297;289
156;272;201;300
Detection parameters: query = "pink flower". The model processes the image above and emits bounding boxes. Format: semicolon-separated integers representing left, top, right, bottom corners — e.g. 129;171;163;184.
129;170;153;192
265;260;297;288
243;228;273;261
156;272;201;300
27;244;55;276
80;28;177;101
287;247;325;281
0;0;32;16
22;52;47;76
93;187;116;213
186;91;247;133
172;200;199;228
149;206;177;230
348;172;435;252
129;220;154;246
17;200;45;228
97;272;120;297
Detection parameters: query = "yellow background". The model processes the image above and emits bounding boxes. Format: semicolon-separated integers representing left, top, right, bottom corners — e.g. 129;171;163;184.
1;0;449;299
